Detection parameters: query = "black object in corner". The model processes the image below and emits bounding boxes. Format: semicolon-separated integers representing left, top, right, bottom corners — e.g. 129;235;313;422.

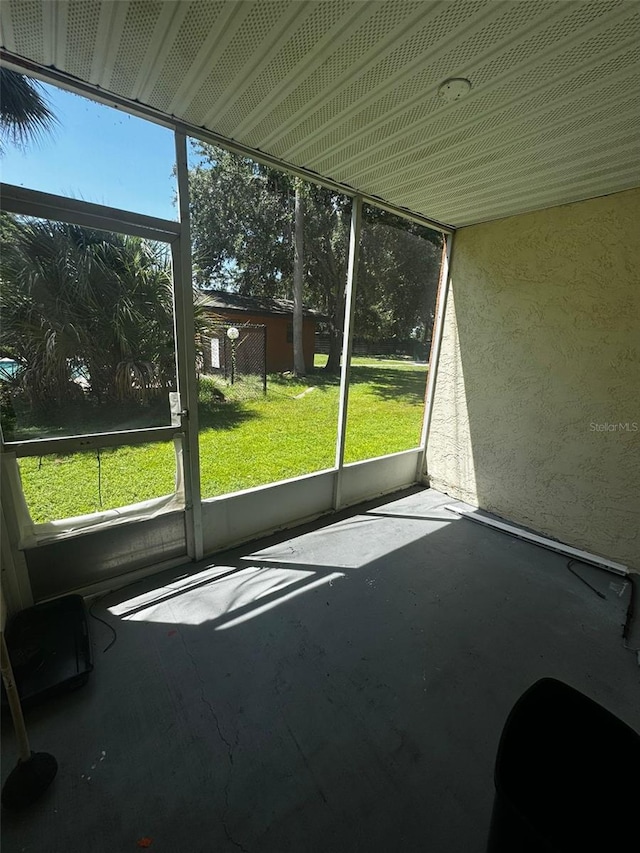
487;677;640;852
2;594;93;708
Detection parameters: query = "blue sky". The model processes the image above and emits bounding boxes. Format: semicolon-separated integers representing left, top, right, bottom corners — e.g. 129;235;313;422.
1;81;178;220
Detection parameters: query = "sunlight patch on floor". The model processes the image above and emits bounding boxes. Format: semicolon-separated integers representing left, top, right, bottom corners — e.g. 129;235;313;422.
108;564;344;627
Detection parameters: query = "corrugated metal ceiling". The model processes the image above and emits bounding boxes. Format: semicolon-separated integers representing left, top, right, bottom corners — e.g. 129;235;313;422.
1;0;639;227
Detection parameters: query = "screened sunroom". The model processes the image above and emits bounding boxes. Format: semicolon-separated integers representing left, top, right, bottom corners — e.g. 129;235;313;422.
1;2;638;851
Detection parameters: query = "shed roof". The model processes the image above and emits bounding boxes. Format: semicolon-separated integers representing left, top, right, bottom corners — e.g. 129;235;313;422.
200;289;324;320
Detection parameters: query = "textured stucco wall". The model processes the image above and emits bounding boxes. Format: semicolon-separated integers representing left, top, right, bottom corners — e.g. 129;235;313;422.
427;188;640;567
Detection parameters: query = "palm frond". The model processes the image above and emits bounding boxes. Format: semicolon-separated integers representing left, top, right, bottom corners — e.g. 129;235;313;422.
0;68;56;151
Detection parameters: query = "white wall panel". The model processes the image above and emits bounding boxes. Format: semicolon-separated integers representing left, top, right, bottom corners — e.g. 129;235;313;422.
201;470;336;554
340;450;421;509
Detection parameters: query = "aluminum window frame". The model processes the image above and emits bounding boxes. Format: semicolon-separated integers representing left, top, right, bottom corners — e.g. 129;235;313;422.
0;57;454;572
0;181;203;557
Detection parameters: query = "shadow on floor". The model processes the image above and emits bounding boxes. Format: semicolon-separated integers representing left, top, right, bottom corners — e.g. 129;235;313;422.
2;489;638;853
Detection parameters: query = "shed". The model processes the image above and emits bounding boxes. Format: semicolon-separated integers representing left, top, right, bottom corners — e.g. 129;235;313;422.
200;289;322;374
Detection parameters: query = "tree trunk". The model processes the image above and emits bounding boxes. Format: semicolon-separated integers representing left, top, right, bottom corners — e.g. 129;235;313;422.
292;183;306;376
324;276;346;374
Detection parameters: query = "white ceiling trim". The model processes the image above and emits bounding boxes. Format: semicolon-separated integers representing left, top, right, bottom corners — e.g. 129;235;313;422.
165;2;251;117
40;0;55;67
51;0;68;71
0;2;16;53
444;163;640;227
199;1;320;128
91;1;129;88
134;2;191;104
403;133;640;212
0;47;454;237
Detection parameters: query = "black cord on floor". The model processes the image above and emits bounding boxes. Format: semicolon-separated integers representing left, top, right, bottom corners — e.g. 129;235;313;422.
88;595;117;653
567;558;607;599
567;559;640;662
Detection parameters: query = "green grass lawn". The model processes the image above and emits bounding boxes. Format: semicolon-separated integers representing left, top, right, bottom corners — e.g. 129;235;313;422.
18;357;428;522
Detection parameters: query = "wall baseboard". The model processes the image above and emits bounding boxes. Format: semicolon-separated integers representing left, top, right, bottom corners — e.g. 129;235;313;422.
446;502;629;576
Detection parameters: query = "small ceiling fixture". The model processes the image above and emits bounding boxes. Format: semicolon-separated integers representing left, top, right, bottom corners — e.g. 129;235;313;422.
437;77;472;103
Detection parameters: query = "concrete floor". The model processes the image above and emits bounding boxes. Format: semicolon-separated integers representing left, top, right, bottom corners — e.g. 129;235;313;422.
2;487;639;852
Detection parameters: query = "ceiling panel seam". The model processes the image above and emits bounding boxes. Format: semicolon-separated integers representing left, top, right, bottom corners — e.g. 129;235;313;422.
0;47;455;234
420;158;640;215
465;177;640;224
165;1;252;116
63;1;101;83
134;1;191;102
177;0;299;127
356;53;640;189
401;127;640;206
236;0;443;145
89;1;128;87
450;177;640;227
441;160;640;221
110;2;163;97
40;0;54;67
52;0;68;71
310;2;636;177
147;1;231;111
0;3;16;53
5;1;44;63
224;1;375;138
86;3;106;83
278;0;505;159
252;0;460;151
285;0;562;163
199;2;340;128
2;1;637;230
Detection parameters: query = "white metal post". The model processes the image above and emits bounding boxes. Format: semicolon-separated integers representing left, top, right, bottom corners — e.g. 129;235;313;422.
173;132;203;560
416;231;455;482
333;197;362;510
0;450;34;613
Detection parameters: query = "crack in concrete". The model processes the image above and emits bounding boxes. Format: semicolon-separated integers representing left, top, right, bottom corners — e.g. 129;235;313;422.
222;822;252;853
179;635;233;756
179;634;252;851
284;720;328;805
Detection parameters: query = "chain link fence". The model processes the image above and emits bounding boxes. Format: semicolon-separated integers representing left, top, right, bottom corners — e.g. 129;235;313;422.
201;323;267;394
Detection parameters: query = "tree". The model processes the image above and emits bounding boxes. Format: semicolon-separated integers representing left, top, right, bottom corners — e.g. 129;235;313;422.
188;145;292;294
357;206;442;356
0;214;177;409
188;142;351;373
292;180;305;376
187;141;443;373
0;68;56;153
298;183;351;373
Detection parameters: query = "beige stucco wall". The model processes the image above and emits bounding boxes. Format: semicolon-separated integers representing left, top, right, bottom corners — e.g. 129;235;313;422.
427;188;640;567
